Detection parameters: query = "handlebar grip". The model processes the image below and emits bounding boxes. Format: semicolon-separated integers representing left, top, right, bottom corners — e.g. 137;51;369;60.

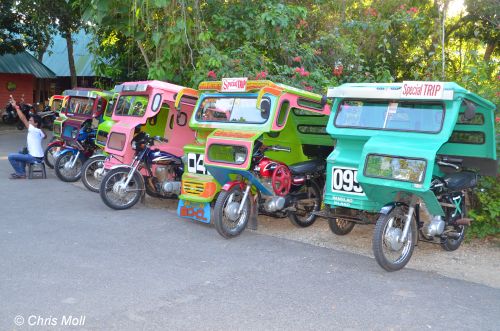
153;136;168;143
272;145;291;152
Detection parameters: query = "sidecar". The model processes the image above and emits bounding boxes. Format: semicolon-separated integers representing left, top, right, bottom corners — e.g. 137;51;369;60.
103;80;198;170
320;81;497;230
176;78;334;224
50;95;69;139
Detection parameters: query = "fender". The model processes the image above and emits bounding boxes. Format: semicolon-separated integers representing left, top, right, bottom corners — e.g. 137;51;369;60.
379;201;408;215
221;180;246;192
48;140;64;148
58;147;79;156
87;153;107;161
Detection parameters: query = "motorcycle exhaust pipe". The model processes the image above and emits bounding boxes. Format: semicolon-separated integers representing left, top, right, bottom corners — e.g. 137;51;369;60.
455;218;472;226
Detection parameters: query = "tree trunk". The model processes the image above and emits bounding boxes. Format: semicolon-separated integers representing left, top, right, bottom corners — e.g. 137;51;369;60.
65;32;77;88
483;42;496;61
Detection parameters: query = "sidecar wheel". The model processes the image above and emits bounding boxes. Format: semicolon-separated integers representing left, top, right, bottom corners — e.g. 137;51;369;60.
372;206;417;272
328;218;355;235
81;155;107;192
54;153;83;182
213;185;250;239
100;168;143;210
288;180;321;228
441;225;467;251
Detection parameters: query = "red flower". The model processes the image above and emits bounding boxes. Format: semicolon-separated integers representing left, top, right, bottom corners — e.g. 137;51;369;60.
407;7;418;14
207;70;217;79
296;19;308;29
366;7;378;17
293;56;302;63
496;117;500;123
294;67;309;77
305;86;313;92
333;65;343;77
256;71;268;80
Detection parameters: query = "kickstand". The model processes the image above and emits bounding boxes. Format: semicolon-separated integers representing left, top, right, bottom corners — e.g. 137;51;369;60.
248;195;258;230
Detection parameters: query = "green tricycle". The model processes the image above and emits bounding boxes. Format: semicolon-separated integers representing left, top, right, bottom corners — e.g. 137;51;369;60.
319;81;497;271
177;78;333;237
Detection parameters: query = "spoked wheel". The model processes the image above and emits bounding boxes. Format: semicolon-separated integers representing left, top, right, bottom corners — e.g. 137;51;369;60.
328;218;355;235
81;155;107;192
372;205;417;271
54;153;83;182
100;168;143;210
44;144;62;169
288;180;321;227
213;185;250;238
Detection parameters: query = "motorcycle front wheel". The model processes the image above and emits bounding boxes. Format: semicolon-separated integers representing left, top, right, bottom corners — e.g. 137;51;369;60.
213;185;250;239
328;218;355;235
372;205;417;272
81;155;107;193
54;152;83;182
44;144;62;169
100;168;143;210
288;180;321;227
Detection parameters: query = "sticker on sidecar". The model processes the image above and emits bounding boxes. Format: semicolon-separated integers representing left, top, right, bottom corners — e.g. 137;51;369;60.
177;200;211;223
331;167;365;196
187;153;209;175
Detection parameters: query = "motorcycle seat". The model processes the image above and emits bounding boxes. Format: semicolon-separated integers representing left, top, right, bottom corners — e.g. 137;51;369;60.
443;171;477;191
288;159;326;175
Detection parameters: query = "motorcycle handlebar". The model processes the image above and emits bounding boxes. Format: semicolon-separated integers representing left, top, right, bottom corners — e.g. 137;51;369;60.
268;145;291;152
437;161;460;170
153;135;168;143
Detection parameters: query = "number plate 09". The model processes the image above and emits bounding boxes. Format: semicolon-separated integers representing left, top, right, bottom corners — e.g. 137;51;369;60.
331;167;364;195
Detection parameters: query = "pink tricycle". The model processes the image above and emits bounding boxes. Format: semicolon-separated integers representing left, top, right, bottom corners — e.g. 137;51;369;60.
98;80;199;210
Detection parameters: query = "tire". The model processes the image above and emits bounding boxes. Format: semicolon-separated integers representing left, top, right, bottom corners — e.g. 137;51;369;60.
328;218;355;235
288;180;321;227
2;114;11;124
54;152;83;182
81;155;107;192
44;144;62;169
16;122;25;130
213;185;250;238
442;202;467;251
372;205;417;272
100;167;143;210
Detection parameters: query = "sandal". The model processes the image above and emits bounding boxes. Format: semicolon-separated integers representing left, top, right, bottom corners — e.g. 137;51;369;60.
9;173;26;179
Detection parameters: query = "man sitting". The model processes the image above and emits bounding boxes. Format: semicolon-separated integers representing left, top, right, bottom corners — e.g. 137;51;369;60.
8;95;46;179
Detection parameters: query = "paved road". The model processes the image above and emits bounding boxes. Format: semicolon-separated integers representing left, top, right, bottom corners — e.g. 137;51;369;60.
1;131;499;330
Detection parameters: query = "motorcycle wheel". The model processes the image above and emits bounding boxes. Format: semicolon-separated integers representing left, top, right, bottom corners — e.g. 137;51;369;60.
100;168;143;210
213;185;250;238
16;122;25;130
43;117;54;130
81;155;107;193
372;205;417;272
2;114;11;124
44;144;62;169
288;180;321;227
442;201;467;251
328;218;355;235
54;153;83;182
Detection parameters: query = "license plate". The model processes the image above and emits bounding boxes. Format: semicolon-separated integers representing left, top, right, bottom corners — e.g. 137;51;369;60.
177;200;211;224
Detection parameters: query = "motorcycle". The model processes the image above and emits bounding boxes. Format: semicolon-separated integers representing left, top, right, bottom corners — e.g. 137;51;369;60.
2;103;18;124
210;140;324;238
54;123;98;182
37;104;57;130
100;133;183;210
372;158;476;271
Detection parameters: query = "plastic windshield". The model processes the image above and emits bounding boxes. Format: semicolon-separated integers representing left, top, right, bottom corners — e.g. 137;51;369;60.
195;96;271;124
335;100;444;133
114;95;149;117
67;97;94;115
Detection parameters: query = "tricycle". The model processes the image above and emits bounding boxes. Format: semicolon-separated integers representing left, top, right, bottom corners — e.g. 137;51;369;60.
99;80;199;209
177;78;333;237
319;81;497;271
53;89;113;182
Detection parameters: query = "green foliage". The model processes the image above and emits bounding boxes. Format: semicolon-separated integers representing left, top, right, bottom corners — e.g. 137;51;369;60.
468;176;500;238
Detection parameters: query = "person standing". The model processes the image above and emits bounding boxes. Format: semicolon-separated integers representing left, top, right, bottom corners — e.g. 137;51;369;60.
7;95;46;179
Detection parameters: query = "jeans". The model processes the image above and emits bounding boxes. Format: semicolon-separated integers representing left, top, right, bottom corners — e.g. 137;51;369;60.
8;153;42;176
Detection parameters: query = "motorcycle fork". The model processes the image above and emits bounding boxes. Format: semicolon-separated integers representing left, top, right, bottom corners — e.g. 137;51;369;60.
69;151;81;168
237;184;252;215
400;196;418;243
